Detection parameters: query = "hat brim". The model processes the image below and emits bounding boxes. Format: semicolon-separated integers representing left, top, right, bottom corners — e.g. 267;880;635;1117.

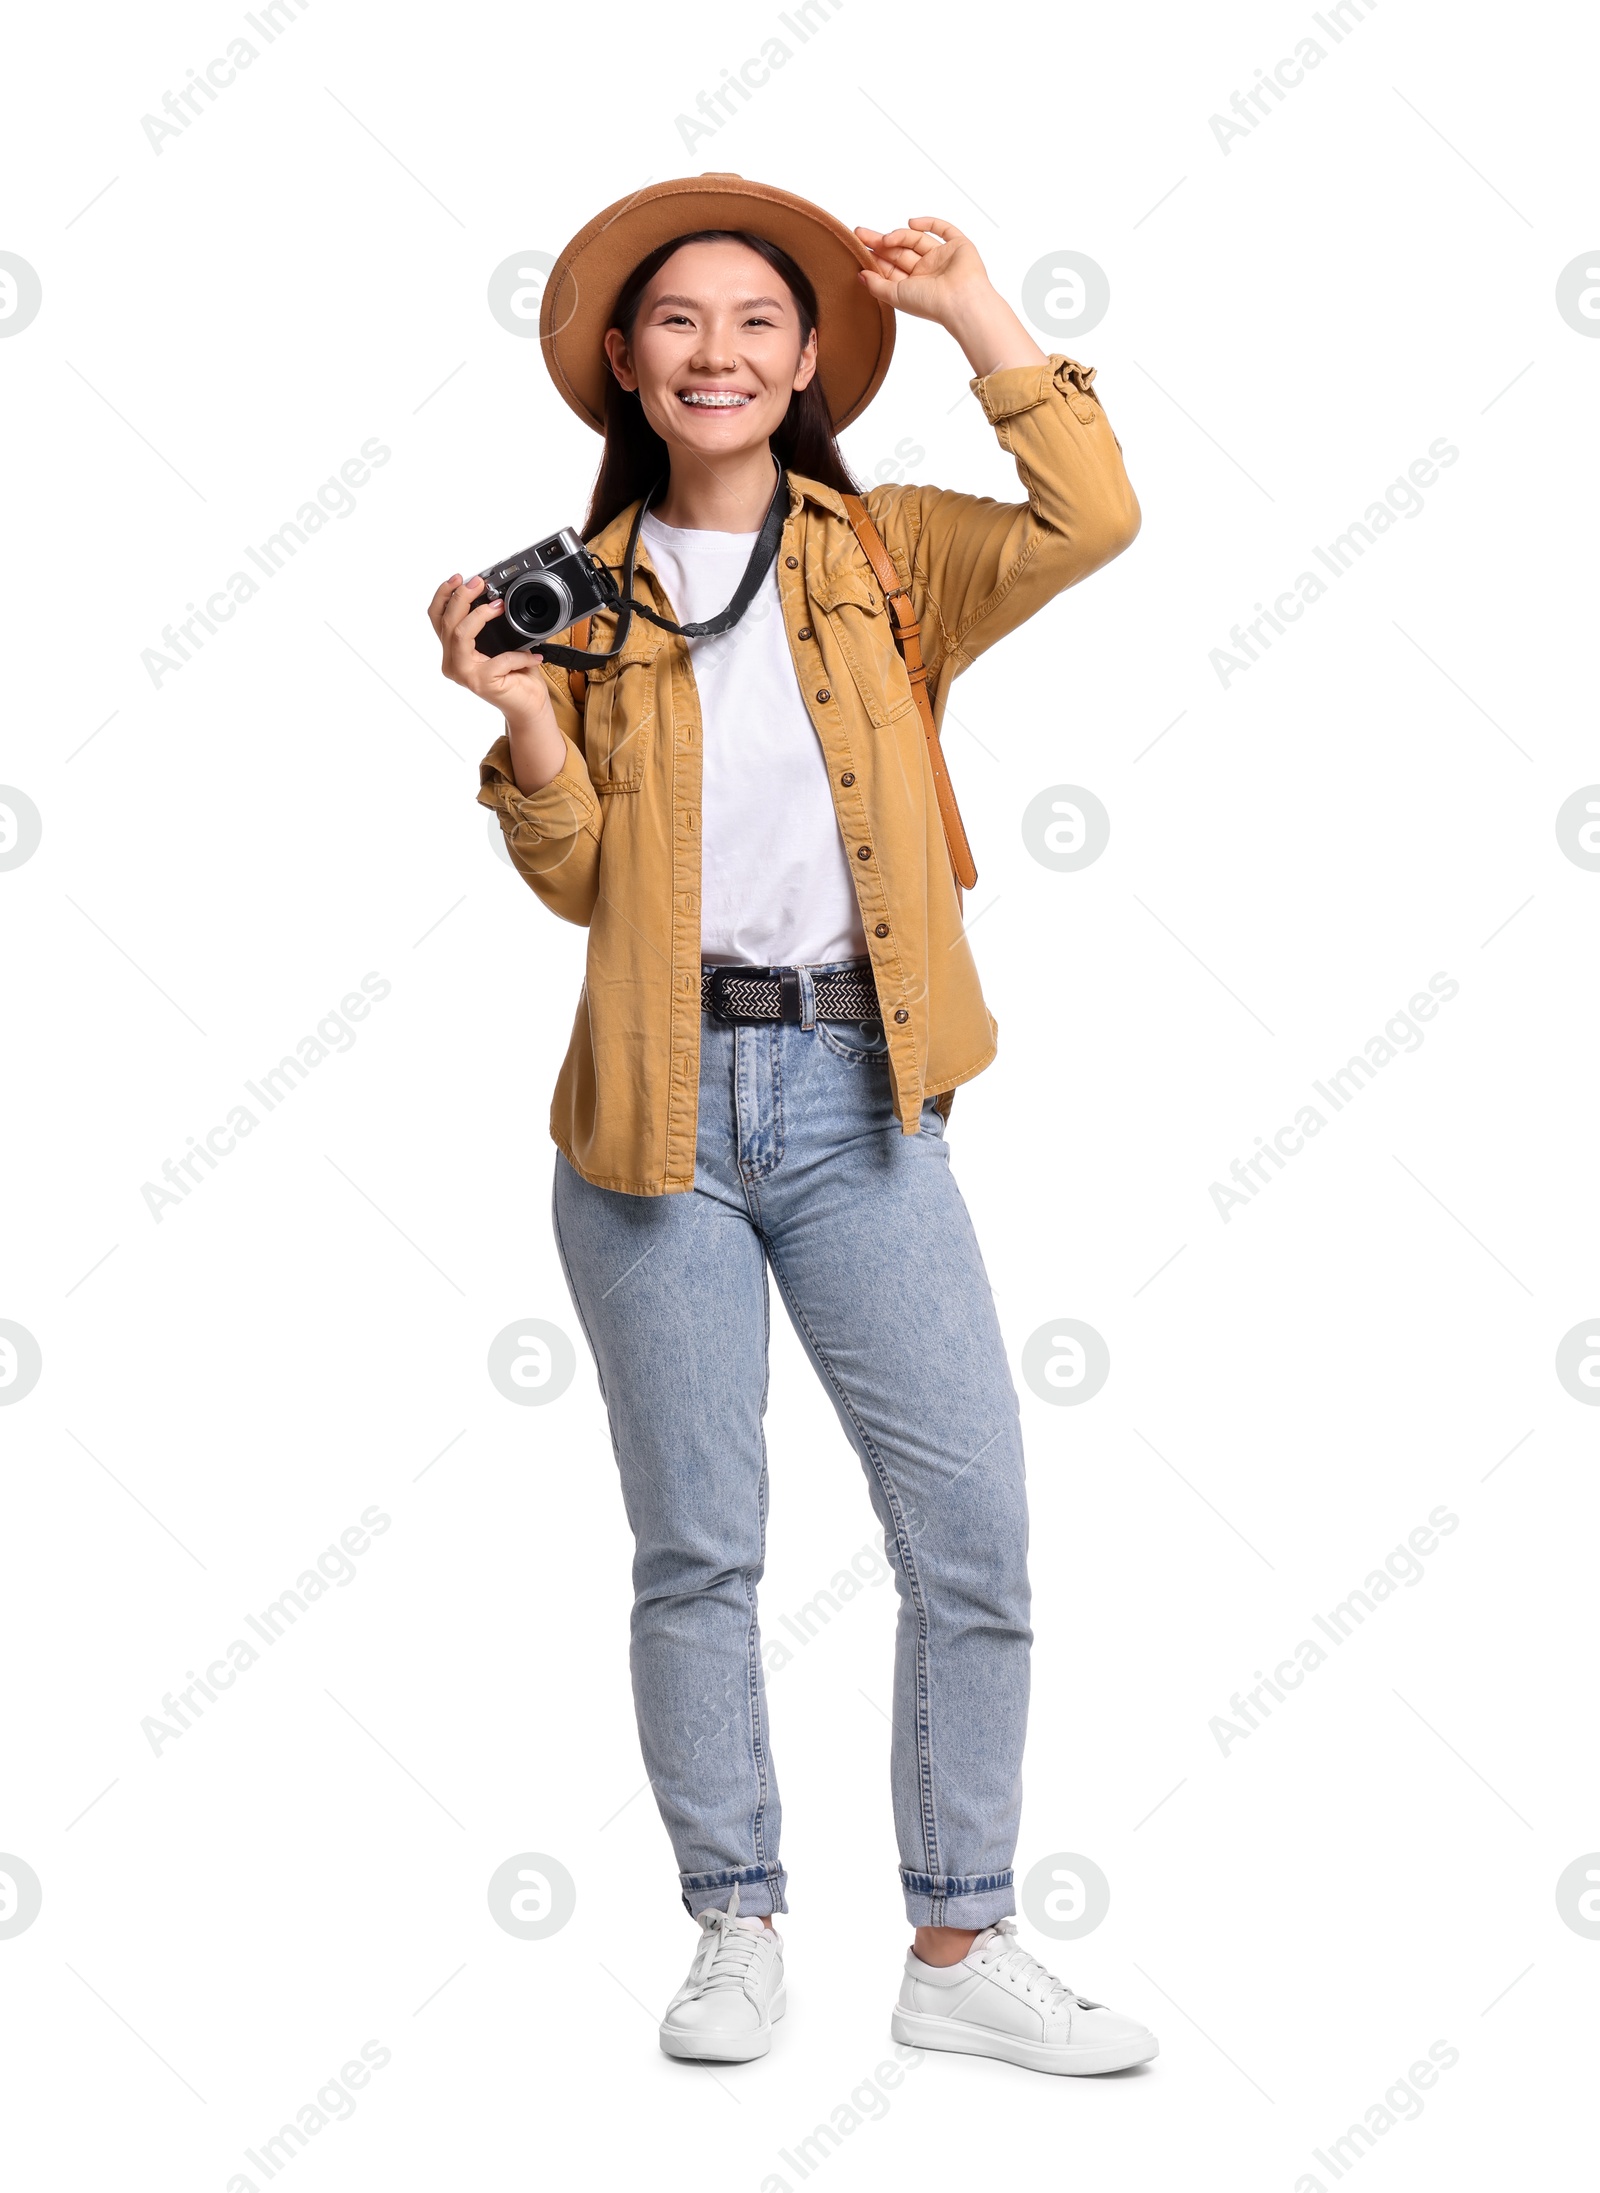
538;173;896;434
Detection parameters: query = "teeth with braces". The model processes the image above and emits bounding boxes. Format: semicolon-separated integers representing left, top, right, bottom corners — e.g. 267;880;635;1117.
678;391;751;406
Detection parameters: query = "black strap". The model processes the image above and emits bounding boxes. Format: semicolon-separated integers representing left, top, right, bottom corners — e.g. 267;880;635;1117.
537;464;791;672
702;962;881;1025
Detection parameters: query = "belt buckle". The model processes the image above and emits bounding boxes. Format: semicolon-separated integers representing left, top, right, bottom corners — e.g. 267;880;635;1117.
707;964;775;1023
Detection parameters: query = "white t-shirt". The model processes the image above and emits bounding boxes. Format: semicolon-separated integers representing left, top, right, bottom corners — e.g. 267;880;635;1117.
639;512;869;968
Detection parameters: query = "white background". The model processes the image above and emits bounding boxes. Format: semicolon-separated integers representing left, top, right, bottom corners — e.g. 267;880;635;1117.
2;0;1596;2186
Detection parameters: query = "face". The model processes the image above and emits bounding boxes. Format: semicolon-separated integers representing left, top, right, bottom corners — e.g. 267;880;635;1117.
603;239;818;466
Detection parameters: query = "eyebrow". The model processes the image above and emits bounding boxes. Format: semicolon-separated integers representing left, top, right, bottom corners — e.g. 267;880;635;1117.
649;294;788;312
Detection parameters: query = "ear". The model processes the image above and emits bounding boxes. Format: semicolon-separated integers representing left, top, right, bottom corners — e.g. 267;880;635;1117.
792;326;819;395
602;326;638;393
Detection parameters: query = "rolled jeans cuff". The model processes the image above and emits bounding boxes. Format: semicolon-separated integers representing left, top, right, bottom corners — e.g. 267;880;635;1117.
900;1868;1016;1928
681;1862;789;1920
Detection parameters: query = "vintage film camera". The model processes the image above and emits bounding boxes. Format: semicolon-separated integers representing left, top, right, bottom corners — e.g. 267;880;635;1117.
473;529;614;656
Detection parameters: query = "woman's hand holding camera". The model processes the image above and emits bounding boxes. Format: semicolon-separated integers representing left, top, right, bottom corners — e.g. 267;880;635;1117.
427;574;567;796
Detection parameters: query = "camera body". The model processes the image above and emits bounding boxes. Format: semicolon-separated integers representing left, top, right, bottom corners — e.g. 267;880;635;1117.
474;528;612;655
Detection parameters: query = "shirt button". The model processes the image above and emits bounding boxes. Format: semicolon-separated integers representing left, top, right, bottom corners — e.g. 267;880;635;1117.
874;922;889;937
840;770;855;786
816;688;831;703
856;844;872;860
785;556;799;569
894;1008;909;1023
797;626;813;641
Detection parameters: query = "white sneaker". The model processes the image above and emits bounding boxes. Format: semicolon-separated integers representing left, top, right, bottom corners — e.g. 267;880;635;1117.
891;1919;1157;2075
659;1887;786;2062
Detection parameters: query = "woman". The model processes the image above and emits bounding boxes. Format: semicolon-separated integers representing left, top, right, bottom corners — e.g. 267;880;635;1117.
428;175;1152;2077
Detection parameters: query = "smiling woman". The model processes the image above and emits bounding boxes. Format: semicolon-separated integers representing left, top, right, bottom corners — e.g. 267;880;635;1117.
426;171;1148;2080
586;227;851;537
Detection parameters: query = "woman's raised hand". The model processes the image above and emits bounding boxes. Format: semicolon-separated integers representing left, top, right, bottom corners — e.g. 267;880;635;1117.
852;218;990;324
854;217;1048;379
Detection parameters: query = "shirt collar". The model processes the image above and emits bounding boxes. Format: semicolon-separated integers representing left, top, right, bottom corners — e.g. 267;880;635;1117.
786;470;848;520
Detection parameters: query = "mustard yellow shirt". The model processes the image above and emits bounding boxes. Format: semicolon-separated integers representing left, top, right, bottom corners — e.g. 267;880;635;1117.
477;353;1140;1194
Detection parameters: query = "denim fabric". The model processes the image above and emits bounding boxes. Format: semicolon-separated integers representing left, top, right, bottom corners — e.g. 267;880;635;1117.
551;960;1032;1927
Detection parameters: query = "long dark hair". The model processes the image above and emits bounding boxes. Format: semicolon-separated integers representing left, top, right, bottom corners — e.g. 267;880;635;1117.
581;229;860;539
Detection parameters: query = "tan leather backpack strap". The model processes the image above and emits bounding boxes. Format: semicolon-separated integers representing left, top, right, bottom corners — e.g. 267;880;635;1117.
839;494;978;892
566;617;592;714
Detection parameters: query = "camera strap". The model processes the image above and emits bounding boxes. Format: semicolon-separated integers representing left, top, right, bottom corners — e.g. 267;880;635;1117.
550;473;978;895
534;464;791;672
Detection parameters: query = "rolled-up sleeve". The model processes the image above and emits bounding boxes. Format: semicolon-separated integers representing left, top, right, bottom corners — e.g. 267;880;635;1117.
478;699;604;928
869;353;1141;694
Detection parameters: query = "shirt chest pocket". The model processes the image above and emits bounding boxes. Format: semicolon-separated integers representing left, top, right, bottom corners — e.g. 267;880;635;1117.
580;626;667;790
807;561;916;730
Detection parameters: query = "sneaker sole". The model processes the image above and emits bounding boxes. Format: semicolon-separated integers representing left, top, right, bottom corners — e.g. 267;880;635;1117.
660;1986;786;2063
890;2005;1157;2076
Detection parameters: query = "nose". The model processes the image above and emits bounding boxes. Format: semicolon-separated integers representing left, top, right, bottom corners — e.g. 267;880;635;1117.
691;345;738;375
691;318;739;375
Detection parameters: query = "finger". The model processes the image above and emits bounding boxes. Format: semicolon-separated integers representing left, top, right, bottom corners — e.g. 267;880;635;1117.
439;574;486;637
861;242;919;279
858;268;928;314
907;217;961;239
449;597;504;649
427;573;463;633
872;231;938;271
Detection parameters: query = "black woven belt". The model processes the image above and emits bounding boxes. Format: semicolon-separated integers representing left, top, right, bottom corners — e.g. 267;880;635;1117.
702;961;881;1025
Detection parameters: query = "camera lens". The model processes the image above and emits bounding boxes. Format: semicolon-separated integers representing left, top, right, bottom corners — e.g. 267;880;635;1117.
503;571;571;641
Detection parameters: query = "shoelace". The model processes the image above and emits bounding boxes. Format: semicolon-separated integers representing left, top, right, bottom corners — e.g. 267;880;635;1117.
974;1919;1092;2010
689;1904;769;1996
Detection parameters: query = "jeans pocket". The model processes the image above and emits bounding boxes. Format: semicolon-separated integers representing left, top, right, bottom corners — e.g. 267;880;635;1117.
815;1016;889;1066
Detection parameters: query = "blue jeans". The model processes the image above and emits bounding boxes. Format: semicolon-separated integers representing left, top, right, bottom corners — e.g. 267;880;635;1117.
551;960;1032;1927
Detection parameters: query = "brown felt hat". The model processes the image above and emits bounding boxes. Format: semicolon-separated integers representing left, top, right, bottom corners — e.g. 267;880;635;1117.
539;172;896;434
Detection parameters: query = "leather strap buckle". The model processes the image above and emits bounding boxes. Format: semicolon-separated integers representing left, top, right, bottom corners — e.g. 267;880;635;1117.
706;964;783;1022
